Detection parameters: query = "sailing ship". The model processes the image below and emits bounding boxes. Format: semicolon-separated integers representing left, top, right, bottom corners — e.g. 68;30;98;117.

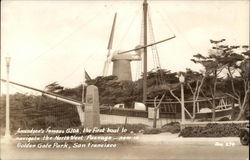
1;0;237;124
98;0;236;121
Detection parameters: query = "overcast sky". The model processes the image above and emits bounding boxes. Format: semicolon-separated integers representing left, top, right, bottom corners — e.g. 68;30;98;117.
1;0;249;94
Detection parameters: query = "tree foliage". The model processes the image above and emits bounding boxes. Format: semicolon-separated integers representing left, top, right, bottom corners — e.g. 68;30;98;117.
191;39;249;120
0;93;80;134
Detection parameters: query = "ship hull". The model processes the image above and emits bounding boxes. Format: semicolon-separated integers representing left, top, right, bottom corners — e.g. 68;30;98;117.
99;105;234;121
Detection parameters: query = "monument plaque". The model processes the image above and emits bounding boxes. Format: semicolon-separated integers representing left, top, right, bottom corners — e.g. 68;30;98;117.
84;85;101;128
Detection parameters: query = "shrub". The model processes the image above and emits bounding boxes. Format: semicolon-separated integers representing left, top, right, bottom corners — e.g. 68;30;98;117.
161;122;180;134
179;123;249;137
143;128;161;134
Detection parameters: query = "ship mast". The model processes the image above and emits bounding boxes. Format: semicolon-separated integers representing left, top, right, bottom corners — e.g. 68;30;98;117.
143;0;148;104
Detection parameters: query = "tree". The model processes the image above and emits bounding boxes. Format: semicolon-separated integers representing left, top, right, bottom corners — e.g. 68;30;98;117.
191;39;226;121
192;39;250;121
216;43;249;120
185;68;206;121
153;94;165;128
146;69;180;100
45;82;64;93
86;75;138;107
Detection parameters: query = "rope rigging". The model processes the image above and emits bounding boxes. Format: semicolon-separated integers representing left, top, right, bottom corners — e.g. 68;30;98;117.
153;7;197;55
135;8;145;80
148;8;161;69
58;39;105;85
134;3;176;101
147;7;166;87
20;5;113;80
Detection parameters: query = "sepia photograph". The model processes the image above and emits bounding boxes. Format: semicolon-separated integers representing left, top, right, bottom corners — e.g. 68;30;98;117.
1;0;249;160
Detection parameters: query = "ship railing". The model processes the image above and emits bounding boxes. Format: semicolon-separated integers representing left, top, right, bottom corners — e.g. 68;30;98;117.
145;96;235;114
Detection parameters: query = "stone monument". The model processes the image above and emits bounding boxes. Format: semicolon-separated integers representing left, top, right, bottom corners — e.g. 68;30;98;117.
84;85;101;128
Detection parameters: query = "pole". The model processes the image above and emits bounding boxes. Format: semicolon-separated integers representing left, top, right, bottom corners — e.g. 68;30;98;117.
181;82;185;123
116;36;175;55
143;0;148;104
82;70;86;103
153;107;157;128
5;57;11;138
43;94;82;106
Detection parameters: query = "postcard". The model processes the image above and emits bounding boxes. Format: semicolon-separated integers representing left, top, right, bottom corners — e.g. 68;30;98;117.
1;0;249;160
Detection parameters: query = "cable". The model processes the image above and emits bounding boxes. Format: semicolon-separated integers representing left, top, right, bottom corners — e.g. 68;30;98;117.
148;7;161;69
148;8;166;86
20;6;114;86
58;36;107;84
153;7;197;54
19;6;111;80
58;58;89;84
26;7;109;66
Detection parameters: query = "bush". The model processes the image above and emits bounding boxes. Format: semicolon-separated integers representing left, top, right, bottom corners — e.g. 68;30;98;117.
143;128;161;134
161;122;180;134
179;123;249;137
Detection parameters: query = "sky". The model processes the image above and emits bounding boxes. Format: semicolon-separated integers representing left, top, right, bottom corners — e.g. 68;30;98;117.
1;0;249;95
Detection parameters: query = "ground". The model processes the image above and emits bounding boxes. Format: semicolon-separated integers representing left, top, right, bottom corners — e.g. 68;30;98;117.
1;133;249;160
